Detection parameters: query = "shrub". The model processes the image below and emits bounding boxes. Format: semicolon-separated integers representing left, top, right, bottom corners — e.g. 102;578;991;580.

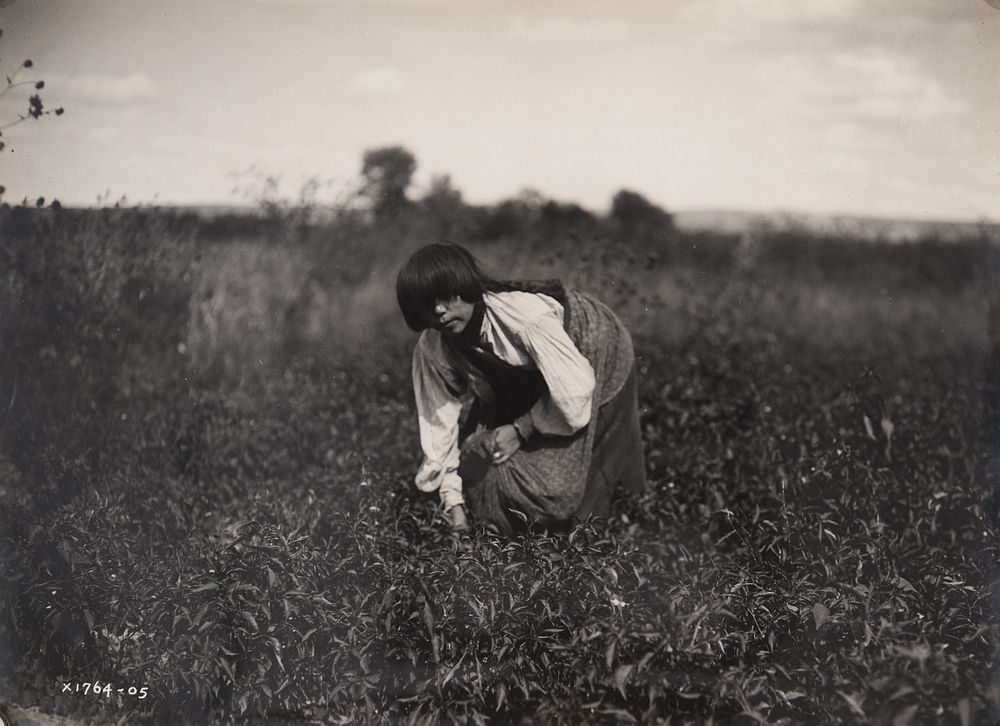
0;205;195;506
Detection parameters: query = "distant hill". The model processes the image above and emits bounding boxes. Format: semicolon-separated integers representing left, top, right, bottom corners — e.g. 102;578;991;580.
171;203;260;219
161;203;998;244
673;209;999;243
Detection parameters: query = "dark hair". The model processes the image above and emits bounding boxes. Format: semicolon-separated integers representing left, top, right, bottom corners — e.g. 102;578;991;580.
396;243;492;331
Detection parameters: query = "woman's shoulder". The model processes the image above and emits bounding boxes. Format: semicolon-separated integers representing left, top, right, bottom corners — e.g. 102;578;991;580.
484;290;561;329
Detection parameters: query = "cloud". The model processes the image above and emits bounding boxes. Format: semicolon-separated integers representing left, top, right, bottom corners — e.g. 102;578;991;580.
53;73;156;104
750;46;976;202
753;53;828;104
681;0;863;50
832;50;968;120
229;0;475;4
509;16;628;45
348;66;406;97
226;0;336;4
753;49;967;122
683;0;860;28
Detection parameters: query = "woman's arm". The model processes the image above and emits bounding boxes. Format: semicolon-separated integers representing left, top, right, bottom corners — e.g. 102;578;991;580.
515;310;596;437
412;334;469;513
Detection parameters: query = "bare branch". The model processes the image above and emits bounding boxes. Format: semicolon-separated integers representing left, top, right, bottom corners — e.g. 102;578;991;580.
0;114;29;132
0;79;43;103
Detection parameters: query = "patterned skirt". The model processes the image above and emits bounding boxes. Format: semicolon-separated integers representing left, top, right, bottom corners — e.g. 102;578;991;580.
457;290;646;534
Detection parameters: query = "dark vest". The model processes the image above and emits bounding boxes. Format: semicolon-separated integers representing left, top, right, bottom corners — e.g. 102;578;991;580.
448;280;571;428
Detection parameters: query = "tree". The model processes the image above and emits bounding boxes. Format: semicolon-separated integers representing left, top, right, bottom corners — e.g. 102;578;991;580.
420;173;474;239
610;189;673;232
540;200;595;230
478;189;547;241
361;145;416;221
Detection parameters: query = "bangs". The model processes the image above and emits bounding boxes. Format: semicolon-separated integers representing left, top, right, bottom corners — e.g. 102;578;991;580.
396;243;486;331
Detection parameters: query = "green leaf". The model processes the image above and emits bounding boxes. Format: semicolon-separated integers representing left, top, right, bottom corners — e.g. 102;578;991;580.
219;656;236;683
240;611;259;630
812;602;830;629
958;698;972;726
896;576;917;593
777;689;806;701
614;664;633;698
598;707;636;723
839;691;866;718
892;704;919;726
441;655;464;687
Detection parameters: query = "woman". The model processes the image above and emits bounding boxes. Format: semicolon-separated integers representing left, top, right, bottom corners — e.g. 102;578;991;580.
397;243;646;535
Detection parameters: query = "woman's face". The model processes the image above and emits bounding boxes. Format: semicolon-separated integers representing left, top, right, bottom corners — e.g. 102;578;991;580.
423;295;476;337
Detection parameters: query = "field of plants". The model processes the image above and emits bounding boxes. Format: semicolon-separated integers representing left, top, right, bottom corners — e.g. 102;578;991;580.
0;200;998;724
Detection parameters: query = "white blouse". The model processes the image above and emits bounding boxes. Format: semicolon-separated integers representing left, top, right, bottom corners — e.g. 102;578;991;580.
412;290;596;510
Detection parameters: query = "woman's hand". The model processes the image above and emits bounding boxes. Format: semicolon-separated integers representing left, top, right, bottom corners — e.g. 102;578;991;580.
490;425;521;465
450;504;468;531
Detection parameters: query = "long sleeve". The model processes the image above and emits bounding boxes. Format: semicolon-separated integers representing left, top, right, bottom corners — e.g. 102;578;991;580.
412;333;469;510
515;310;596;436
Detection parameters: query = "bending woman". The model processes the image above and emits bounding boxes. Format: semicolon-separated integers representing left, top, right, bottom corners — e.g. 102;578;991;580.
397;243;646;535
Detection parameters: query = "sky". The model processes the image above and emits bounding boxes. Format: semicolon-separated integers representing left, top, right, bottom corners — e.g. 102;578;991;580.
1;0;998;221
